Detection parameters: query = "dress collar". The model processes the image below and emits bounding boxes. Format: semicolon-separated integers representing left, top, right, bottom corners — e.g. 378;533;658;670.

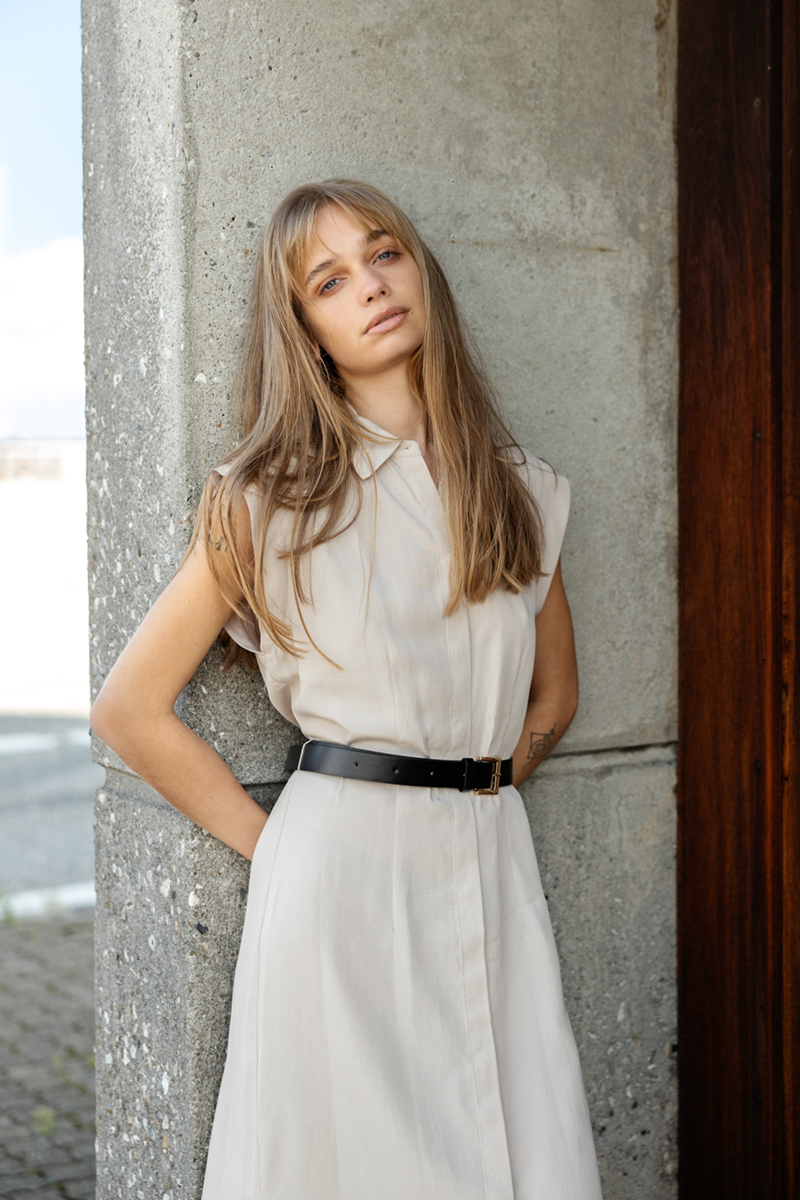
350;411;405;480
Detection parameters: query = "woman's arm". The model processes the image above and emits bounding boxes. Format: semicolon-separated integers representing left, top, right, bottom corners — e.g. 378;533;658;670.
511;559;578;788
90;514;268;860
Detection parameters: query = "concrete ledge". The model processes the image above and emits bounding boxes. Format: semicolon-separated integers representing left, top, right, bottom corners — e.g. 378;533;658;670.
538;742;677;777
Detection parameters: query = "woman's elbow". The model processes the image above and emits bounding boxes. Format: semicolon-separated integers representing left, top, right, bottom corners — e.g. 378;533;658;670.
561;676;579;731
90;683;145;755
90;685;123;749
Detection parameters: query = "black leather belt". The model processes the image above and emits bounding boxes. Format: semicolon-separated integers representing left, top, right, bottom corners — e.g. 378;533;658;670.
286;740;513;795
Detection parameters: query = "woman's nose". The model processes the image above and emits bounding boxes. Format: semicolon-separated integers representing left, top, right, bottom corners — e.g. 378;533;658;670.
360;268;387;303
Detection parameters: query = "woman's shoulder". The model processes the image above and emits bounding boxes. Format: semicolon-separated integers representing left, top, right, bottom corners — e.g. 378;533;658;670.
211;458;253;482
514;448;571;608
511;446;569;508
211;457;267;503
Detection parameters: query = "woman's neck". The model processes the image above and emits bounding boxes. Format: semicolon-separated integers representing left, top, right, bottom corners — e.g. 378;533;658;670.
344;370;430;455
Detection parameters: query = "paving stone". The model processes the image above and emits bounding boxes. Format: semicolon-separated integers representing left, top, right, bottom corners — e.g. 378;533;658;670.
0;1164;24;1179
57;1146;94;1169
61;1183;95;1200
6;1190;67;1200
0;914;95;1199
0;1134;37;1154
36;1167;93;1188
11;1150;72;1172
49;1132;92;1154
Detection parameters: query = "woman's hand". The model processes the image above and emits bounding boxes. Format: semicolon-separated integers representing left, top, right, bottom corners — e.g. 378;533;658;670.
90;505;268;860
511;558;578;788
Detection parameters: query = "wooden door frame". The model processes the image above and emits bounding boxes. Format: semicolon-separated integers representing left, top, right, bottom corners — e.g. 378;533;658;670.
677;0;799;1194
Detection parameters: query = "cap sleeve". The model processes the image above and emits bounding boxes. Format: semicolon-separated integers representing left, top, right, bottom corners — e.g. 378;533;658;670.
225;605;261;655
211;462;262;654
520;451;570;615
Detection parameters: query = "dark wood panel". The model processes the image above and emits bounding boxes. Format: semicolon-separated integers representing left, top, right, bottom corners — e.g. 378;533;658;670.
780;0;800;1188
678;0;799;1194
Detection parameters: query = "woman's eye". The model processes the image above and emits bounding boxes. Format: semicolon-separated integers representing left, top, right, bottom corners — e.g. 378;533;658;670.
320;276;341;294
376;249;398;262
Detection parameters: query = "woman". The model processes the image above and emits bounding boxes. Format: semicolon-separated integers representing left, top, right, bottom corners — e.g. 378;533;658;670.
91;179;603;1200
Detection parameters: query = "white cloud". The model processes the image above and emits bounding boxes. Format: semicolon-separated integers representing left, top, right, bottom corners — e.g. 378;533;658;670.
0;236;84;439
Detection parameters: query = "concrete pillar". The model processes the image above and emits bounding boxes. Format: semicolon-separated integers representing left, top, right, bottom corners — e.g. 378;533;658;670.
84;1;677;1197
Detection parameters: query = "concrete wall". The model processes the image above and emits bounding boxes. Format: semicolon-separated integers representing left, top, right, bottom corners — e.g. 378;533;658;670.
84;0;677;1196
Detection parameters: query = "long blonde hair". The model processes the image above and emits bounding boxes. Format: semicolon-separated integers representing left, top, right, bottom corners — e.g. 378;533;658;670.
189;179;544;667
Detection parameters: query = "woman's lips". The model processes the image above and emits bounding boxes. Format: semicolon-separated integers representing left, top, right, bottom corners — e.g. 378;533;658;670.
364;307;409;334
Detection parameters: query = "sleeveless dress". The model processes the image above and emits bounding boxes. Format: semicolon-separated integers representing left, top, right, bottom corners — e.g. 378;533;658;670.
201;416;603;1200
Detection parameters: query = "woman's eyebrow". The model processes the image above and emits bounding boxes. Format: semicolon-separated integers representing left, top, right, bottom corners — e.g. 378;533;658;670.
304;229;390;290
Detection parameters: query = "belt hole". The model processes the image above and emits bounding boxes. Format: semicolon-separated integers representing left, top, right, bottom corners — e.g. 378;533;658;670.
394;767;399;774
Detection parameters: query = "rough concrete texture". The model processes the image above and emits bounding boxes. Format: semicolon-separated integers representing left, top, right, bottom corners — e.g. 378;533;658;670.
84;0;677;1195
523;748;677;1197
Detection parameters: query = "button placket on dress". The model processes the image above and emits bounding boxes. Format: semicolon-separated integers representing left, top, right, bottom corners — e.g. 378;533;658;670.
397;442;514;1197
448;578;514;1199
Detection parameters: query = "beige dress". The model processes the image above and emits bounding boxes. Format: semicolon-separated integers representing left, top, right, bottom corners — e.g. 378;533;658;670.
201;417;602;1200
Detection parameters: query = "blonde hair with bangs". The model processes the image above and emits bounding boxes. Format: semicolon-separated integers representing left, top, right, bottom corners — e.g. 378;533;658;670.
188;179;544;667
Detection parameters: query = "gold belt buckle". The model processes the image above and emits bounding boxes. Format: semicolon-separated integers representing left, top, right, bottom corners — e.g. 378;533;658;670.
474;756;502;795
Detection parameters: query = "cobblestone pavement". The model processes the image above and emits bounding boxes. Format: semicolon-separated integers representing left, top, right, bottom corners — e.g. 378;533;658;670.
0;913;95;1199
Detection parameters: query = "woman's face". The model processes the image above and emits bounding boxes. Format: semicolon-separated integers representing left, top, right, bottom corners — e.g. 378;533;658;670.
299;203;426;387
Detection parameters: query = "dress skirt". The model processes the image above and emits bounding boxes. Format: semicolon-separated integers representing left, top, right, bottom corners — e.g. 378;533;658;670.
200;770;602;1200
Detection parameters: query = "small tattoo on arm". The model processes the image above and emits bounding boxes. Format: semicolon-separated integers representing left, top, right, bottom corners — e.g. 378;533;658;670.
527;724;556;762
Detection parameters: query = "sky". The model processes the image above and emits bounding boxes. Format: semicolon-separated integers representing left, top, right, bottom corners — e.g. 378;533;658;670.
0;0;84;438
